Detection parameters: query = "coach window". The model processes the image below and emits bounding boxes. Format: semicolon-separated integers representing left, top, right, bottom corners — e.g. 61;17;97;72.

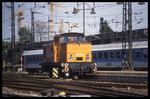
104;52;108;59
40;55;43;61
99;52;102;59
93;53;97;59
33;56;35;62
28;56;30;62
135;50;141;58
38;56;40;61
110;52;114;59
27;56;29;62
37;56;39;61
35;56;38;62
37;56;39;62
40;55;42;61
35;56;37;61
36;56;38;62
116;51;120;59
34;56;36;62
37;56;38;62
143;49;148;59
30;56;32;62
44;48;46;59
26;56;29;62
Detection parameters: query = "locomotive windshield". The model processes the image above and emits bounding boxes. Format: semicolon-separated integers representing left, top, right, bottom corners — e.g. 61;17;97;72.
61;36;71;42
74;35;83;41
60;33;84;42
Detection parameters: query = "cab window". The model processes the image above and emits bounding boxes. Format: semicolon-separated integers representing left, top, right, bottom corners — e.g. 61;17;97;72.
61;36;71;42
74;36;83;41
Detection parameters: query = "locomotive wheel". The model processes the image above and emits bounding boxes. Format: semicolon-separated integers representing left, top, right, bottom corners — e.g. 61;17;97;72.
72;75;78;80
38;69;42;75
28;71;31;75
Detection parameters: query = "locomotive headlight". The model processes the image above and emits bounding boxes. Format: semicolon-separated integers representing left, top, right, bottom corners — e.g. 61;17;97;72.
69;55;73;61
86;55;90;61
61;63;65;67
65;72;69;77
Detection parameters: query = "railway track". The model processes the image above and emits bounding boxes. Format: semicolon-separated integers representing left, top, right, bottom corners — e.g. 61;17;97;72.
2;74;147;97
3;73;147;89
3;74;147;89
73;80;147;89
2;93;40;97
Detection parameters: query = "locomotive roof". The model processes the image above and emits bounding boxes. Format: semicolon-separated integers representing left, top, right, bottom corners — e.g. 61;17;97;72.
22;49;43;56
60;32;84;36
92;41;148;51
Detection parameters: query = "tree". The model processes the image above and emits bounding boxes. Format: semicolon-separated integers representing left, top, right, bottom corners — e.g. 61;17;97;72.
18;27;31;43
2;41;12;64
103;23;113;33
101;21;113;33
2;41;11;52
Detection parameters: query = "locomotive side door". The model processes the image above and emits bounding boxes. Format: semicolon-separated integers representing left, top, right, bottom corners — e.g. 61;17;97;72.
49;44;54;62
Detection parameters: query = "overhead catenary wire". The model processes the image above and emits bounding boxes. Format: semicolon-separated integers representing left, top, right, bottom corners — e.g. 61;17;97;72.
2;2;148;41
20;2;147;22
4;2;11;8
4;2;148;22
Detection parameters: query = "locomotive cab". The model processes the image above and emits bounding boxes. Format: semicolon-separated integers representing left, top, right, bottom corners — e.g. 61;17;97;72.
41;32;97;79
59;33;92;63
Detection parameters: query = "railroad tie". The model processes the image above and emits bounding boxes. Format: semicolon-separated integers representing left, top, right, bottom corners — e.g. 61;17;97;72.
41;89;59;96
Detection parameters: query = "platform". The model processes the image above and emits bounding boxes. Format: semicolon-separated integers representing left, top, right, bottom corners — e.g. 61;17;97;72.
85;71;148;83
90;71;148;77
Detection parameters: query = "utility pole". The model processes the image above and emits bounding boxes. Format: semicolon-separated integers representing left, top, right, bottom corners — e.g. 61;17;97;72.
48;16;50;41
31;10;34;43
18;5;21;30
31;9;41;43
122;2;127;70
128;2;133;70
83;2;85;35
117;2;145;71
11;2;15;70
9;4;24;42
121;2;133;70
18;5;24;41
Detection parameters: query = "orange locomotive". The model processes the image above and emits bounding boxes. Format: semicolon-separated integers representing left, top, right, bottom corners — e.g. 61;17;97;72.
40;32;97;79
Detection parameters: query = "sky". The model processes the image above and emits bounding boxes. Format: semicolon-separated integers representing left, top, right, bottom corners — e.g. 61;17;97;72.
2;2;148;42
